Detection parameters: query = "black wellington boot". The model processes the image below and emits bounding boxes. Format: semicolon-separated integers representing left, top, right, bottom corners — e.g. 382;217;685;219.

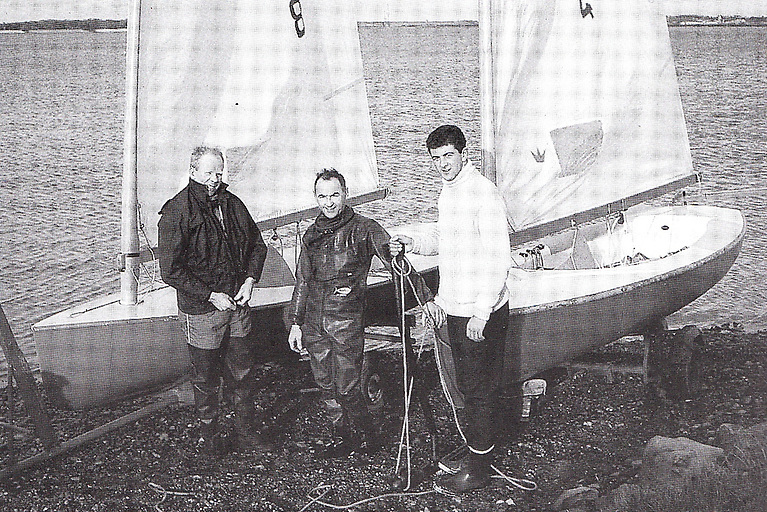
434;450;492;496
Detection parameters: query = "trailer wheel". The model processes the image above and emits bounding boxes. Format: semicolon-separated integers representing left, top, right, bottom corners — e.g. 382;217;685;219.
361;351;386;413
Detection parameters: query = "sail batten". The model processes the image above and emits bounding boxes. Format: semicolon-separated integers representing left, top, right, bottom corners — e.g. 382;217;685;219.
493;0;695;233
135;0;378;246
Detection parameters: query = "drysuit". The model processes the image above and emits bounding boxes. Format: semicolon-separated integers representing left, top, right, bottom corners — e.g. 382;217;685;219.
288;205;430;435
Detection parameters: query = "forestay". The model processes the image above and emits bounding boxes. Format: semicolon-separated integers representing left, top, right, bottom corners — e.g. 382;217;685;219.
135;0;378;244
492;0;694;235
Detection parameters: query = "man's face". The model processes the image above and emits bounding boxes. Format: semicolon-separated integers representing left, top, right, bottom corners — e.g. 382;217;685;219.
190;153;224;196
429;144;467;182
315;177;347;219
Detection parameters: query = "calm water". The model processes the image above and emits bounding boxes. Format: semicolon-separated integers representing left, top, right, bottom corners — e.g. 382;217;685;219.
1;25;766;376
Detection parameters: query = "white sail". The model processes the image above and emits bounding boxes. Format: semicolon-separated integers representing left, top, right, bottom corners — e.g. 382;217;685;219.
135;0;378;244
492;0;694;234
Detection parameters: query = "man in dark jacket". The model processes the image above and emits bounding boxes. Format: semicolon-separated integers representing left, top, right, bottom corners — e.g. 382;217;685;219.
287;168;431;458
159;146;269;455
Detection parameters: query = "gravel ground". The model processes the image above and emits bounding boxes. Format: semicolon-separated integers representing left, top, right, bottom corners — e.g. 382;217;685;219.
0;325;765;512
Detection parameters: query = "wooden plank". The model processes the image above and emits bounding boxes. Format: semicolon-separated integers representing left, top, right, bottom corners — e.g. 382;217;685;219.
0;396;176;480
0;306;59;450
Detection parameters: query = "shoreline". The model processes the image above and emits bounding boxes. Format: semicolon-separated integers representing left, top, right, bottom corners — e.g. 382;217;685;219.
0;324;764;510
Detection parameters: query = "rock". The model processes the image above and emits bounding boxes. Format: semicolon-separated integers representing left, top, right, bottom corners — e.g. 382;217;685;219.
595;483;641;512
639;436;724;493
716;422;767;470
552;485;599;511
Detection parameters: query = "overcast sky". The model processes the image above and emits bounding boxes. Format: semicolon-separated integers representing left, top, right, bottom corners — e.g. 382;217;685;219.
2;0;767;23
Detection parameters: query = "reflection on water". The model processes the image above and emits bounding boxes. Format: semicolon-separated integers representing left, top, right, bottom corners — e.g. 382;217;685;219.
1;25;766;376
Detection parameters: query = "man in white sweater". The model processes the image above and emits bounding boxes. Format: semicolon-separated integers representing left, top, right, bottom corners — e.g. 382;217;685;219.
390;125;512;495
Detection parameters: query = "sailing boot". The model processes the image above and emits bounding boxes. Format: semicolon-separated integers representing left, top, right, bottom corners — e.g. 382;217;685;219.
188;345;229;455
434;448;492;496
224;335;272;452
357;428;383;456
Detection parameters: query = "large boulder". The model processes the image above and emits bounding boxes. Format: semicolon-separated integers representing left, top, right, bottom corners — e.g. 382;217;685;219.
639;435;724;493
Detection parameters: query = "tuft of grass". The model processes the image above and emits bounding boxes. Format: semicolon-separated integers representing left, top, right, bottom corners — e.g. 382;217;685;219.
630;460;767;512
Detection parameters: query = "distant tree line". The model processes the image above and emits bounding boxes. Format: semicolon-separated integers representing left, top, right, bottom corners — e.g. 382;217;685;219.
1;16;766;32
667;15;767;26
0;19;127;32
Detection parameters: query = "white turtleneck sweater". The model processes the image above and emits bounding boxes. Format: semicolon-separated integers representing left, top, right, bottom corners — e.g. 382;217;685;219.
409;161;511;321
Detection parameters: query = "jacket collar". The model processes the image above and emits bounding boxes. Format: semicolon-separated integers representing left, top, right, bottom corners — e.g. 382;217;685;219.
188;178;229;204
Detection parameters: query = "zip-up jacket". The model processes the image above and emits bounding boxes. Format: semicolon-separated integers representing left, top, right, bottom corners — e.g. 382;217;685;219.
158;179;267;315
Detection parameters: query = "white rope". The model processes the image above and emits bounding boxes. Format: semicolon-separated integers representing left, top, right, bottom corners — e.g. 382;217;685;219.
298;484;434;511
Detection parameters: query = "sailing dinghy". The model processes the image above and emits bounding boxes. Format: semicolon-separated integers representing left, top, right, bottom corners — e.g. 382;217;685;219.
393;0;743;385
479;0;744;383
32;0;743;409
32;0;418;409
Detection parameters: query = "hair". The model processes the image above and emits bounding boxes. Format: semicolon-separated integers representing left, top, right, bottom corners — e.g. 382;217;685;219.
314;168;347;193
189;146;224;172
426;125;466;153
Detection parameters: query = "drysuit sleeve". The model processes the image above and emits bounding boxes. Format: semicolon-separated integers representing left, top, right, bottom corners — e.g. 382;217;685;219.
287;239;311;326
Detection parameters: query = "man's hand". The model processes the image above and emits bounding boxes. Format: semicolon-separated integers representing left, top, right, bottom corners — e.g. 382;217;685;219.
467;316;486;342
389;235;413;259
209;291;236;311
423;301;446;329
234;277;256;306
288;324;303;353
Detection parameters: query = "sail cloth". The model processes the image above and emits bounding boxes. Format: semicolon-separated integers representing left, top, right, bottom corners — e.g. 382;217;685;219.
135;0;379;245
492;0;694;233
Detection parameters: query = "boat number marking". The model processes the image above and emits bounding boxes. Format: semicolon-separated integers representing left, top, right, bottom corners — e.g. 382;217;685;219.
289;0;306;38
579;0;594;19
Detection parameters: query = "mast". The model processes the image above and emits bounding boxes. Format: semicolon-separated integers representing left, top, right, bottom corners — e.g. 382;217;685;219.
120;0;142;305
478;0;496;184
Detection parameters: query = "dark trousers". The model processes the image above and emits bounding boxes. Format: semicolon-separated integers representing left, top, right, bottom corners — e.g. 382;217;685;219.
187;336;256;422
446;303;508;452
303;313;373;435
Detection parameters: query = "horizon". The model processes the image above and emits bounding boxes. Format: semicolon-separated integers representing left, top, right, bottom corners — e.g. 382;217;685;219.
3;0;767;24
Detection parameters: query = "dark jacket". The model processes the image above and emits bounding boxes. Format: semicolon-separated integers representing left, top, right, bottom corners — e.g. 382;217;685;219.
288;206;432;326
158;179;267;315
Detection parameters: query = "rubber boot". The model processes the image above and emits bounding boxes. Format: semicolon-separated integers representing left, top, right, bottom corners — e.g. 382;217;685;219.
232;388;273;453
337;389;381;455
434;449;492;496
188;345;222;422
